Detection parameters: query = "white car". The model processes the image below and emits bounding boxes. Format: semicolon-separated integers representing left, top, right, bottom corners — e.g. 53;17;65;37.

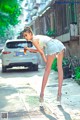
1;39;39;72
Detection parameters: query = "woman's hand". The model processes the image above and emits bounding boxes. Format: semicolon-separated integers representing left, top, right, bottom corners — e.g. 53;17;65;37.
24;46;38;53
24;46;30;51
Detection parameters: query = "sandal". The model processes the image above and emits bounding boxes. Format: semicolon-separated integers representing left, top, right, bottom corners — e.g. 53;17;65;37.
57;94;62;105
39;94;44;103
57;95;61;101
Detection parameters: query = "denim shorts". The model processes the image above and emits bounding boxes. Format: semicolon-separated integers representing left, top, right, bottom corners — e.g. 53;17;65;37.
46;39;66;55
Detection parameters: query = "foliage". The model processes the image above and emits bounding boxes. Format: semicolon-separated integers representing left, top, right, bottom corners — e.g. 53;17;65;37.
0;0;21;26
62;58;70;67
51;57;80;82
51;58;70;72
74;67;80;85
51;58;58;71
0;0;22;41
46;29;56;36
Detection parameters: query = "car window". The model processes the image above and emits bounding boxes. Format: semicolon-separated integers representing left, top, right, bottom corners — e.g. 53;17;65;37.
6;41;33;48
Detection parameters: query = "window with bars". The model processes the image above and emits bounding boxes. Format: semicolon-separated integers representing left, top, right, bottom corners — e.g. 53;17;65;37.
54;0;77;36
55;3;68;36
70;1;77;24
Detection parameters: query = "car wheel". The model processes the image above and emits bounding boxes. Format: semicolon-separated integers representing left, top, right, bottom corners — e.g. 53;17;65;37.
29;64;38;71
33;64;38;71
2;66;7;73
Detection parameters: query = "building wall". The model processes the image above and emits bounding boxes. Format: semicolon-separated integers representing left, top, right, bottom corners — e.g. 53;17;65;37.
64;39;80;58
29;1;80;58
77;4;80;35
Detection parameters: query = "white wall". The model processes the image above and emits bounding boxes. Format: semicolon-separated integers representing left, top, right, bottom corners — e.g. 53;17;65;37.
56;32;70;42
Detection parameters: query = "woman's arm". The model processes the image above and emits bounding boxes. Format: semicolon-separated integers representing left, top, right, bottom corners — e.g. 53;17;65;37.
28;48;38;53
24;47;38;53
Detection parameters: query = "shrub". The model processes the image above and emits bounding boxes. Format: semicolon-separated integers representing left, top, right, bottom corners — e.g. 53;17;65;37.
62;58;70;67
74;67;80;85
51;58;58;71
51;57;69;72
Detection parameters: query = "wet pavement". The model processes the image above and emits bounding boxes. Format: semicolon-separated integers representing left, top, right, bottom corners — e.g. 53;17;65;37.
0;68;80;120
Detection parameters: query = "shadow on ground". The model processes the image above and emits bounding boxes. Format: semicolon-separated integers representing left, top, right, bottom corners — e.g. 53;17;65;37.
58;105;72;120
40;106;57;120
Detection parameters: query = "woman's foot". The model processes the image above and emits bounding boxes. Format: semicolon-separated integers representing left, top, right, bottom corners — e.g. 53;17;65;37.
39;94;44;103
57;94;62;105
57;95;61;101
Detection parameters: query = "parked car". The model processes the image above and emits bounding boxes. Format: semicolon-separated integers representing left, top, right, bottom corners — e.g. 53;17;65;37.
1;39;38;72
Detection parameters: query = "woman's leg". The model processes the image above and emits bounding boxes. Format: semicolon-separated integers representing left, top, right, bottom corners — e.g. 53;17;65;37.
57;50;64;100
40;54;56;99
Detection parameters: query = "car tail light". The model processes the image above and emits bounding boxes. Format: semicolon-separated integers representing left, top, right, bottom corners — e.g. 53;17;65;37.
2;51;11;54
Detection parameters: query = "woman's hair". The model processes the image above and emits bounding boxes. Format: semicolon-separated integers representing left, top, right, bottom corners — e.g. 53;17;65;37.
22;26;33;34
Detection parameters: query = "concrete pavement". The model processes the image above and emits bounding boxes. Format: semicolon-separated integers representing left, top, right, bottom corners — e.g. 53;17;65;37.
0;69;80;120
0;77;55;120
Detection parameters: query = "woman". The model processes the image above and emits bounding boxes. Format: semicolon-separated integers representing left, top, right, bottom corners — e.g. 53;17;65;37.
22;27;66;103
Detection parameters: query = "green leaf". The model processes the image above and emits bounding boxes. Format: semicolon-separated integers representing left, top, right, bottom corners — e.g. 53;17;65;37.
0;0;22;41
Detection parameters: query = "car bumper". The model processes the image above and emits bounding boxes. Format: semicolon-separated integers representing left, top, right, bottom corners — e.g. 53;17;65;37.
5;62;38;68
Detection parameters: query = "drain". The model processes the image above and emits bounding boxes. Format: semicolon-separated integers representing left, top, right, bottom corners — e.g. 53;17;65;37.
0;111;28;118
0;112;8;120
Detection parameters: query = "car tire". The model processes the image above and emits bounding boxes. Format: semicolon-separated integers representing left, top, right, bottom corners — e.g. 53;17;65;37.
29;64;38;71
2;66;7;73
33;64;38;71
